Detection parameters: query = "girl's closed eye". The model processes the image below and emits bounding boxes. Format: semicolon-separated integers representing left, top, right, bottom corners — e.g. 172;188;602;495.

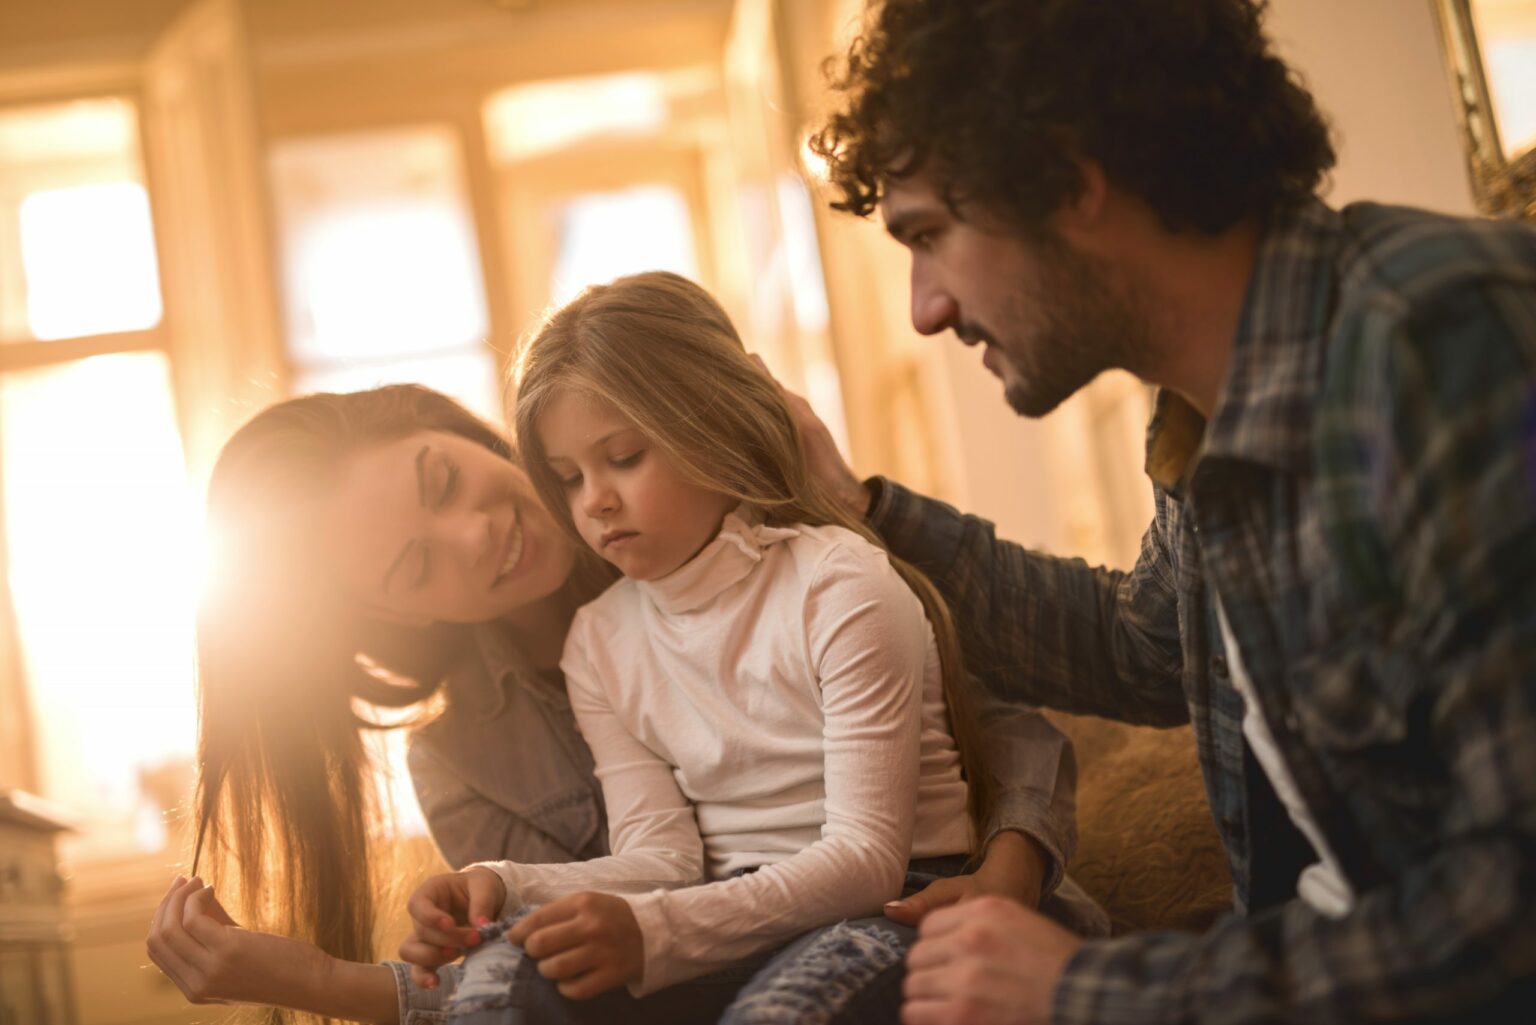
610;450;644;469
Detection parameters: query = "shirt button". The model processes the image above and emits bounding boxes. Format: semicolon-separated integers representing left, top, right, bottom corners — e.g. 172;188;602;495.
1210;654;1229;678
1283;710;1301;732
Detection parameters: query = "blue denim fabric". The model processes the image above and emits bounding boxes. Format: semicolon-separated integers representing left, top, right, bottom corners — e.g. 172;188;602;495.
446;856;968;1025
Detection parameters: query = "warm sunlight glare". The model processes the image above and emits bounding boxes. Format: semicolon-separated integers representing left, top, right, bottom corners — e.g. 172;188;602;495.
1;353;200;857
19;183;162;340
483;72;668;163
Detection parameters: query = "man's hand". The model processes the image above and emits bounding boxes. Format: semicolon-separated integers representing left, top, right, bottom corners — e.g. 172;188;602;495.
750;353;872;518
505;892;643;1000
887;831;1049;925
902;895;1082;1025
400;867;506;988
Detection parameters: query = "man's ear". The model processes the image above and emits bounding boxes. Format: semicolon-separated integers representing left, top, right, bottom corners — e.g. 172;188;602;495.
1054;159;1109;238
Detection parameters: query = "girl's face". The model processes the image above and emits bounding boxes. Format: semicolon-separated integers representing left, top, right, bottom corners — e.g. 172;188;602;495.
537;390;736;581
325;430;576;626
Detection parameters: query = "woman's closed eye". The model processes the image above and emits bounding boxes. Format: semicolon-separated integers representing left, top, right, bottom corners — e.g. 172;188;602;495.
434;459;459;509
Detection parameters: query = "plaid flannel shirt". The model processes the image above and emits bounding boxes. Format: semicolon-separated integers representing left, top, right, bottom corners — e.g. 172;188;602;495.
869;199;1536;1023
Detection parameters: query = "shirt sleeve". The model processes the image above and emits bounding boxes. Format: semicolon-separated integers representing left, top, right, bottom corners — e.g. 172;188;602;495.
1053;278;1536;1024
623;541;926;994
973;693;1078;899
469;613;705;910
386;959;463;1025
867;476;1188;727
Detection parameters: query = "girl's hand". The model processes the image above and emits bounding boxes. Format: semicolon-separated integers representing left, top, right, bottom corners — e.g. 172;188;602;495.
885;832;1048;925
505;892;643;1000
145;876;332;1006
749;354;871;518
401;867;506;988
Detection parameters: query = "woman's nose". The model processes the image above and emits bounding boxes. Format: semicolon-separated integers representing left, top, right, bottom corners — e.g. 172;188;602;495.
445;509;495;567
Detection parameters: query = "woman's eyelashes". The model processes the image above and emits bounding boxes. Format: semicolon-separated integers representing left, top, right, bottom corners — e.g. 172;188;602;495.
434;458;459;508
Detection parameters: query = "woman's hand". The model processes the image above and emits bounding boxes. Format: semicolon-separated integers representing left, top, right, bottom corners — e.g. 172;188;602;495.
505;892;643;1000
885;832;1049;926
401;866;506;987
145;876;332;1006
750;354;872;519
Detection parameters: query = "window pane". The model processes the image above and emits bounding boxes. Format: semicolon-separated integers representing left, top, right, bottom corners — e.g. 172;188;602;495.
1472;0;1536;157
0;98;159;343
18;183;163;340
550;185;698;305
1;352;198;861
269;126;490;367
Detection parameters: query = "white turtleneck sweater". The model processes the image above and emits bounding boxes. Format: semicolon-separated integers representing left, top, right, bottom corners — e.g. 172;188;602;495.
473;509;970;995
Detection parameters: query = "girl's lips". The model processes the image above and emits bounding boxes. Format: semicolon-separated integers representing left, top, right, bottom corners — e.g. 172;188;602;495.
601;531;638;549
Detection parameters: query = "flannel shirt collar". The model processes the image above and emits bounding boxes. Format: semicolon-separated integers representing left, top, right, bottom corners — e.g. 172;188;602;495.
1145;199;1343;493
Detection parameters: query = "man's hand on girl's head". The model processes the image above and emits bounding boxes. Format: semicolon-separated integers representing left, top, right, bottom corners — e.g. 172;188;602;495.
400;867;506;988
505;891;644;999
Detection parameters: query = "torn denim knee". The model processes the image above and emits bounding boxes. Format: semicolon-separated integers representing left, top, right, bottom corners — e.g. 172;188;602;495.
721;920;908;1025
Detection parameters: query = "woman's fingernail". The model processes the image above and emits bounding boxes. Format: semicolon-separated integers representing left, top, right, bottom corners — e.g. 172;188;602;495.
173;874;186;885
475;916;491;927
884;900;905;909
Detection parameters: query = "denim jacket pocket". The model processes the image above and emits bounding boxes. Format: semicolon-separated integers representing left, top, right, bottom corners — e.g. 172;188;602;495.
524;785;603;856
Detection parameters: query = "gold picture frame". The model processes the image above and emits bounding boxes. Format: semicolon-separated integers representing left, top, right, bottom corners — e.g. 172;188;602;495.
1432;0;1536;218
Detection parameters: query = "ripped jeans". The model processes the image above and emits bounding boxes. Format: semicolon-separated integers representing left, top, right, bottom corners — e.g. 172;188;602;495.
447;855;967;1025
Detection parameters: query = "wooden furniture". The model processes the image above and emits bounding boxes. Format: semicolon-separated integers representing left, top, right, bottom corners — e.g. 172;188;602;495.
0;790;77;1025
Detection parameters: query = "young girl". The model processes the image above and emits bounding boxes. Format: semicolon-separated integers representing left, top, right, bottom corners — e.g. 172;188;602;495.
400;271;1073;1024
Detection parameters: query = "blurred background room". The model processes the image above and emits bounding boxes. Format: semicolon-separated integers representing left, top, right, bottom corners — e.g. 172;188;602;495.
0;0;1525;1022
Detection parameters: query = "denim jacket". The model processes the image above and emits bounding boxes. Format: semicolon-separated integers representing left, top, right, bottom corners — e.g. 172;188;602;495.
390;598;1093;1022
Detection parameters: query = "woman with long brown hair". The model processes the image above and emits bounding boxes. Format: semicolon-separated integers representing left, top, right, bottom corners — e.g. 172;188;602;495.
146;382;1093;1024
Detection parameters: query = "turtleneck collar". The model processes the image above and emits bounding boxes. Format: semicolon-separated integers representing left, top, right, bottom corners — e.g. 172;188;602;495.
633;504;800;616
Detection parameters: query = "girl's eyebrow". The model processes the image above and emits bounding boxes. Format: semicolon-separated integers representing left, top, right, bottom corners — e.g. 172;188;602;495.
546;428;635;461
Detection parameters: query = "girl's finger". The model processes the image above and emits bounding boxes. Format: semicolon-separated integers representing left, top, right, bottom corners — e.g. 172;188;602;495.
398;936;456;972
505;901;576;947
533;942;600;982
518;918;586;960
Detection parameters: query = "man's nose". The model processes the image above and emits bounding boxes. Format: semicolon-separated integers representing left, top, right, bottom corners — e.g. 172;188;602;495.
910;264;958;336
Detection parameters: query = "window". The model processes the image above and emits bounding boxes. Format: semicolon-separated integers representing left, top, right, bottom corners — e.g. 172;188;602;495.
0;98;194;863
268;125;499;423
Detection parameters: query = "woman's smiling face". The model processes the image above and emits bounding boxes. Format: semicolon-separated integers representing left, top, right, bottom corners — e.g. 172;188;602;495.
324;430;576;626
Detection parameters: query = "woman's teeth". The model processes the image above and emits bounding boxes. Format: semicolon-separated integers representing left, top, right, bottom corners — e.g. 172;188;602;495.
497;521;525;579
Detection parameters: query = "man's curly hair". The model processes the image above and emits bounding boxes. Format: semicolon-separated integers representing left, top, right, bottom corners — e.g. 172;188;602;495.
812;0;1336;234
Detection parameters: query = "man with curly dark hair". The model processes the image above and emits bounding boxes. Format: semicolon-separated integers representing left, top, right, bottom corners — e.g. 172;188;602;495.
800;0;1536;1023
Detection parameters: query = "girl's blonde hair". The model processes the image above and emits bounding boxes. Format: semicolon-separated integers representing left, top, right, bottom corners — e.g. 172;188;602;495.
511;270;996;843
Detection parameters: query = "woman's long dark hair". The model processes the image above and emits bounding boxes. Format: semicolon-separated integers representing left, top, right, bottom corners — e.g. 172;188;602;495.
191;385;512;1024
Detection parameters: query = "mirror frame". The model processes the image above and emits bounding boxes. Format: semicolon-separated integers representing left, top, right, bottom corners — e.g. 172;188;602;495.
1432;0;1536;218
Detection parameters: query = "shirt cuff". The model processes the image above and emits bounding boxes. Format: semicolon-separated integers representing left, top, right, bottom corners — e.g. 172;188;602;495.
982;792;1070;902
386;959;464;1025
622;889;678;997
1051;931;1200;1025
467;861;529;918
862;475;899;528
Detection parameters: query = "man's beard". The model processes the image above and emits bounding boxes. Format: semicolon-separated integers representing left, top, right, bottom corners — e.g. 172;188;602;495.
992;235;1148;418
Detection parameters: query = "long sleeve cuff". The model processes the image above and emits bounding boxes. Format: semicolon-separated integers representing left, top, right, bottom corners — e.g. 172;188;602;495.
1052;931;1200;1025
984;788;1071;900
386;960;465;1025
